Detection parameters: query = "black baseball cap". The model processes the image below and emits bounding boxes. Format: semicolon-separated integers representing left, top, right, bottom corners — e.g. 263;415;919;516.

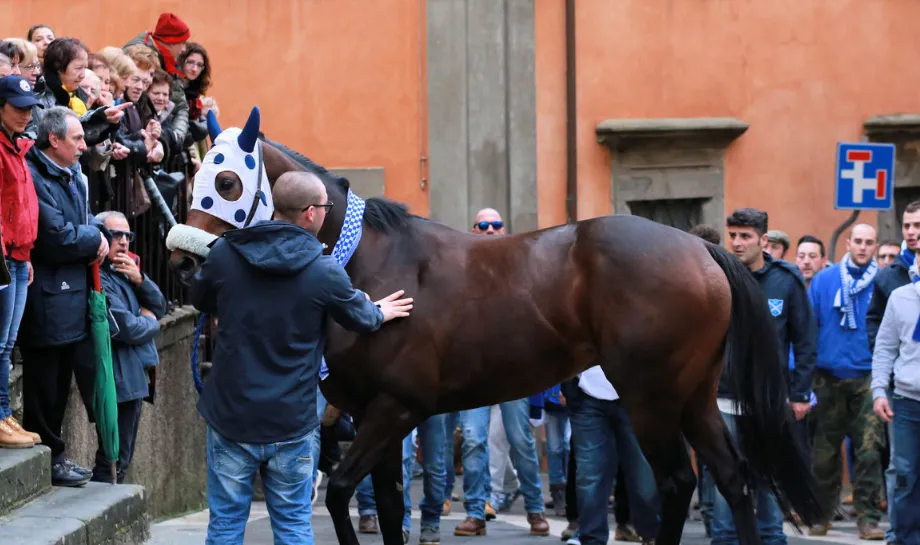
0;76;42;108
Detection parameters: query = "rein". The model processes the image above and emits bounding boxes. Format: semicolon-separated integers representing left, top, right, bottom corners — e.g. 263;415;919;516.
190;189;367;393
242;141;265;229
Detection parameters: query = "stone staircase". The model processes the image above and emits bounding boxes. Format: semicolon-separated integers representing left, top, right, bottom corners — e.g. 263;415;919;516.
0;446;149;544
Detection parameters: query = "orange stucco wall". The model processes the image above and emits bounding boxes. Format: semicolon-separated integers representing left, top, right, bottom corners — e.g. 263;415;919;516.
1;0;428;215
535;0;920;242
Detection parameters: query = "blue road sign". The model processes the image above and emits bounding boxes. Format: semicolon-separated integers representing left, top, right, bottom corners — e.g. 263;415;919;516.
834;142;895;210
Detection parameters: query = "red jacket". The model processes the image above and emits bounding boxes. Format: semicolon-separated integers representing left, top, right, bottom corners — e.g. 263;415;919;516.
0;131;38;261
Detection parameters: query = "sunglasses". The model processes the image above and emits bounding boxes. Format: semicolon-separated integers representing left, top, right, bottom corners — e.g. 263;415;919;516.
475;221;503;231
110;229;135;242
302;202;334;212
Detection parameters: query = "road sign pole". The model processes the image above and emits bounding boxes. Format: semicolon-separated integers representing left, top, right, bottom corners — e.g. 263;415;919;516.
828;209;861;263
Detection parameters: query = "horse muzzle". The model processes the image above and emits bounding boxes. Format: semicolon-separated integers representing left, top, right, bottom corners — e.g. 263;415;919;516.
166;224;219;286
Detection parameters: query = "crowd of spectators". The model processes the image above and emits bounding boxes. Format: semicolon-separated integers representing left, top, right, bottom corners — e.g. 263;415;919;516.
0;12;216;488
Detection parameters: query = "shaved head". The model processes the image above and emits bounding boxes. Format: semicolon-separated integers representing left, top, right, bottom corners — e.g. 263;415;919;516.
846;223;878;267
273;171;329;234
472;207;505;235
475;208;502;223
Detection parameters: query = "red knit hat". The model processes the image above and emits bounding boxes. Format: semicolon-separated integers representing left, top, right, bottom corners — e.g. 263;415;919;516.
153;12;190;44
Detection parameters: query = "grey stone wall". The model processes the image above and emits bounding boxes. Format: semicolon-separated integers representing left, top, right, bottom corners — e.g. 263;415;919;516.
59;306;207;521
427;0;538;234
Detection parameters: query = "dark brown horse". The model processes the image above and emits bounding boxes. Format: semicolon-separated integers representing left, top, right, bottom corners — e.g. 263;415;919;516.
167;109;823;545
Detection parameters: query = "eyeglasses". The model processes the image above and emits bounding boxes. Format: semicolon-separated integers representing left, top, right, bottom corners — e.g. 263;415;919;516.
474;221;503;231
184;60;205;69
21;63;41;73
304;202;334;212
110;230;136;242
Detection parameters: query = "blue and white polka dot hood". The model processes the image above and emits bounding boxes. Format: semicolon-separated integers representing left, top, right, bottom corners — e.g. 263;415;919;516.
190;107;274;229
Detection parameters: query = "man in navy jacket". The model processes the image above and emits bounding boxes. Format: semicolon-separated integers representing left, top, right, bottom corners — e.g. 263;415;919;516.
190;171;413;544
711;208;817;545
22;106;111;488
91;211;167;484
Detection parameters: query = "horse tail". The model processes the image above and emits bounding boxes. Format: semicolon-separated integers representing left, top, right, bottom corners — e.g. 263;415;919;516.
704;243;824;525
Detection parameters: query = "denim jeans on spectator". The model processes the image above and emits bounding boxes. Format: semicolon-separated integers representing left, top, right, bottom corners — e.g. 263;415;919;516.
887;417;898;543
312;385;327;487
892;395;920;545
358;415;448;531
0;259;29;419
206;426;315;545
698;463;715;527
570;396;660;545
444;411;458;497
490;399;545;513
711;411;787;545
456;406;491;519
545;410;571;485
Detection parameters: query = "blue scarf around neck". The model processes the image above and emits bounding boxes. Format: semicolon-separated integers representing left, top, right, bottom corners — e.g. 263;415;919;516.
902;240;916;269
834;253;877;330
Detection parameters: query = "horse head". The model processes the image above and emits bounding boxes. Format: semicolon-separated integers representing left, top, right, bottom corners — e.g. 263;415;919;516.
166;106;275;284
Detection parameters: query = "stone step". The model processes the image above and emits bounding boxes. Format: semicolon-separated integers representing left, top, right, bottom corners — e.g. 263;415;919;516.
0;482;149;544
0;446;51;516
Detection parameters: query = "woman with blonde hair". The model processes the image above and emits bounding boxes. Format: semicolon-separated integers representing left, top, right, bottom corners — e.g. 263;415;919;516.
4;39;40;86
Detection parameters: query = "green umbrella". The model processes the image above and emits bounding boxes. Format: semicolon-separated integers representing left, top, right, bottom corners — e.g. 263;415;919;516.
90;263;119;484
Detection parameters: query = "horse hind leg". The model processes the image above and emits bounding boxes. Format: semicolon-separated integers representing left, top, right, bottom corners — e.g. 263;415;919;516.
681;371;761;545
325;393;419;545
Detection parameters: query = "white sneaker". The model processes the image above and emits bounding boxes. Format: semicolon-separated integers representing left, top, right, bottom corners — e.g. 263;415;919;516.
566;537;581;545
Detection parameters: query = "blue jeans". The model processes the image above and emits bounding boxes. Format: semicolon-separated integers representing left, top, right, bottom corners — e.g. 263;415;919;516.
570;396;660;545
698;463;715;526
0;259;28;419
892;395;920;545
311;385;327;488
456;407;491;520
545;410;571;485
493;399;545;513
887;418;898;543
357;415;448;529
444;412;459;497
711;412;787;545
206;426;315;545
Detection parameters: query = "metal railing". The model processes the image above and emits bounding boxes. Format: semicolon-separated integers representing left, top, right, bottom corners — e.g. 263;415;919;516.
102;157;191;310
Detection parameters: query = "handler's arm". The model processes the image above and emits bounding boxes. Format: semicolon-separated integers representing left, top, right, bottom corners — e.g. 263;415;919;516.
324;265;384;333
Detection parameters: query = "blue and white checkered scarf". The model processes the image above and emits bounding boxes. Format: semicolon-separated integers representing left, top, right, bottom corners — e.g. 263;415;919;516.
833;253;877;330
319;190;366;381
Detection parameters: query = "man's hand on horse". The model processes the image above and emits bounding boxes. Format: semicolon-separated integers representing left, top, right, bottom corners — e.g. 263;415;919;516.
375;289;413;323
790;401;811;421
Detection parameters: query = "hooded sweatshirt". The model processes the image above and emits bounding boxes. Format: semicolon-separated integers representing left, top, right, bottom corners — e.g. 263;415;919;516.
872;282;920;403
191;220;384;444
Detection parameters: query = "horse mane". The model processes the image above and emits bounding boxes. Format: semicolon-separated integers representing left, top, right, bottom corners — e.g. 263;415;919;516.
363;198;421;234
259;133;350;194
260;133;425;236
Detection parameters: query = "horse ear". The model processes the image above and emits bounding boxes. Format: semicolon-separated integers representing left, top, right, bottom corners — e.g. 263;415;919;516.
238;106;260;153
207;110;222;144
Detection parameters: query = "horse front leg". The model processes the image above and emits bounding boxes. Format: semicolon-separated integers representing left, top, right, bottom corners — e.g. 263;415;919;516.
325;393;420;545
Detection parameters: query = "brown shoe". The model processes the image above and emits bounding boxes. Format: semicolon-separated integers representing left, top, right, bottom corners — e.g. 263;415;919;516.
858;522;885;540
809;522;831;536
484;501;496;521
359;514;378;534
442;499;451;516
454;517;486;536
0;419;33;449
5;417;40;444
527;512;550;536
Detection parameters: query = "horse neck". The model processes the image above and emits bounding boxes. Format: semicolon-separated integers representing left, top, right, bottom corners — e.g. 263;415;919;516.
316;182;348;250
